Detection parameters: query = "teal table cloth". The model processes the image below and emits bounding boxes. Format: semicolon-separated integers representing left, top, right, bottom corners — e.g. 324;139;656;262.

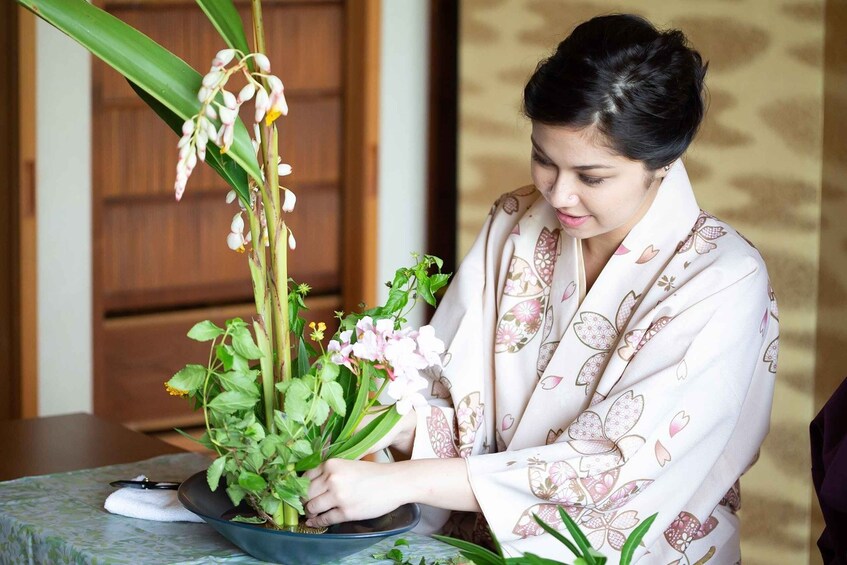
0;453;459;564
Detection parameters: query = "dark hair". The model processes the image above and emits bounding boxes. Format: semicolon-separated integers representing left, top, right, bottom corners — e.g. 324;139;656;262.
523;14;708;170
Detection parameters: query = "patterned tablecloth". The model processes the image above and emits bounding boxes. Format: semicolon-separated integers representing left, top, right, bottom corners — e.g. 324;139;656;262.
0;452;459;564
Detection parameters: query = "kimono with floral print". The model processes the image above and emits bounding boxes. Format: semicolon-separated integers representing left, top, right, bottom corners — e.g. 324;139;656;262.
410;161;778;565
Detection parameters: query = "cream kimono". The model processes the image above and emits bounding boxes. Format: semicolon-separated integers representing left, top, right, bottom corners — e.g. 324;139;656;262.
411;161;778;564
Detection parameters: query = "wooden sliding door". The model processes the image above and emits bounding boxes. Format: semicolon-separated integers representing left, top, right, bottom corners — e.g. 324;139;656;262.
92;0;378;429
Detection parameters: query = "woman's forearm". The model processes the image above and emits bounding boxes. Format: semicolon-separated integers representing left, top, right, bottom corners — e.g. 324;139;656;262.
393;457;482;513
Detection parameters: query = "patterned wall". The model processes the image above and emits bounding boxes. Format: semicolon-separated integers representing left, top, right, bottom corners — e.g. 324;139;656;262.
458;2;832;564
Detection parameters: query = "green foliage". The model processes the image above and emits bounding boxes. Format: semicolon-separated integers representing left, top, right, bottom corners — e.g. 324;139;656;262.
195;0;250;55
435;510;659;565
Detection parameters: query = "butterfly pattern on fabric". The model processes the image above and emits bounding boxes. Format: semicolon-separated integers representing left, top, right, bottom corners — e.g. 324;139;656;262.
676;211;727;255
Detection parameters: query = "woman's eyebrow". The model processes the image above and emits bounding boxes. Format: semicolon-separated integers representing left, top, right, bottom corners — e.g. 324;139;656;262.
530;135;615;170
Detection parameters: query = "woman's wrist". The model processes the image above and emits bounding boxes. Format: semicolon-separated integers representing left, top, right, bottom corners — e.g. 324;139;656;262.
388;409;418;460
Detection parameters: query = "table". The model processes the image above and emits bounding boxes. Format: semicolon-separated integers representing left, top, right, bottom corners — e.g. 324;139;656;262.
0;413;183;481
0;414;460;564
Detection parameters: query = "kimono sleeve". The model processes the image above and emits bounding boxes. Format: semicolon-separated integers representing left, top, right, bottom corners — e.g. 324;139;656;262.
463;262;776;562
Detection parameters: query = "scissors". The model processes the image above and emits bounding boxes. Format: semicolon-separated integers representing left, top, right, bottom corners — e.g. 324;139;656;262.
109;478;181;490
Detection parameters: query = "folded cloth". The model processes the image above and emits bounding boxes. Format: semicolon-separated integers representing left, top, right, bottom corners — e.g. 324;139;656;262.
104;475;204;523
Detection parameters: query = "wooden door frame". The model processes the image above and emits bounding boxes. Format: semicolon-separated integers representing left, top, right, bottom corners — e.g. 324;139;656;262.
426;0;459;277
0;1;22;420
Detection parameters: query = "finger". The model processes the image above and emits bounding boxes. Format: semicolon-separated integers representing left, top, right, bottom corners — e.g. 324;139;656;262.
306;508;346;528
305;473;328;501
302;465;324;481
304;491;336;518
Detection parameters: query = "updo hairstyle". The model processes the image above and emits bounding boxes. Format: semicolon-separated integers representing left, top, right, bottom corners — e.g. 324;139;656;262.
523;14;708;171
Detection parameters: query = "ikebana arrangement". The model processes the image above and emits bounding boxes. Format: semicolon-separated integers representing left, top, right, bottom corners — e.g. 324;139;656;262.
20;0;655;562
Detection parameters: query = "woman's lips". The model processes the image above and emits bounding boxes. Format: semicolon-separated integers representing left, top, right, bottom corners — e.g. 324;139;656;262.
557;211;590;227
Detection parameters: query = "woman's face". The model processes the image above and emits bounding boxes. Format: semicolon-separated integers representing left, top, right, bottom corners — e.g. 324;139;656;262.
530;122;664;249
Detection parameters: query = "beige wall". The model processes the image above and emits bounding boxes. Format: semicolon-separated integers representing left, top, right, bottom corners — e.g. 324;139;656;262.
458;1;840;563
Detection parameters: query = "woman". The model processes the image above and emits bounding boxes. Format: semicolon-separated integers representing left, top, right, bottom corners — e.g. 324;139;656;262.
304;14;778;565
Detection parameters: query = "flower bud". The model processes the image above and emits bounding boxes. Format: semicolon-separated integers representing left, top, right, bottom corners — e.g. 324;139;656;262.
254;88;269;123
222;90;238;110
181;119;195;136
226;190;236;204
282;189;296;213
226;231;245;252
278;163;292;177
231;212;245;233
215;49;236;67
288;229;296;250
219;106;237;125
238;83;256;103
268;76;284;94
254;53;271;72
204;105;217;120
202;70;222;88
198;87;210;103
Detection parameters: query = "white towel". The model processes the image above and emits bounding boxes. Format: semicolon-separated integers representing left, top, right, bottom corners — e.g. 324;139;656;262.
104;475;204;523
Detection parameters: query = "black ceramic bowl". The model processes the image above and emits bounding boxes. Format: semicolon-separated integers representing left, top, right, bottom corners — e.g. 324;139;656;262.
178;471;421;564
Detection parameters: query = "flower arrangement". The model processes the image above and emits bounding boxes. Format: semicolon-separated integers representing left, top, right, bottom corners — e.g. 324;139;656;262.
19;0;449;533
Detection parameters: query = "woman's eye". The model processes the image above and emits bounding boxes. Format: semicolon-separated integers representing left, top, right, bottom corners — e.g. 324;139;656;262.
531;151;554;167
580;175;605;186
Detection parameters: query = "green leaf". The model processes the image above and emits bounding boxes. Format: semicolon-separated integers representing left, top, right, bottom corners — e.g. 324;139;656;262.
334;362;372;443
295;338;310;379
283;379;312;423
207;456;227;491
232;327;263;360
187;320;224;342
431;535;504;565
294;451;322;472
219;370;260;397
310;397;330;427
195;0;250;55
319;360;340;383
429;273;451;295
238;471;267;491
320;380;346;416
558;507;596;564
417;277;436;306
259;435;283;458
619;512;657;565
330;406;402;460
226;484;246;506
230;515;267;524
208;390;259;413
216;345;234;371
17;0;262;190
167;364;206;394
394;539;410;547
290;439;313;457
531;512;581;559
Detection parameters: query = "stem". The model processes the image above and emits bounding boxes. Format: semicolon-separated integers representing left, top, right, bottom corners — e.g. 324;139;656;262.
283;502;300;530
269;127;291;385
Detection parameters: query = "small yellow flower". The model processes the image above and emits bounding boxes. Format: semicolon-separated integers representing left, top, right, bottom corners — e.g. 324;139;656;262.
164;382;188;397
297;283;311;296
309;321;326;342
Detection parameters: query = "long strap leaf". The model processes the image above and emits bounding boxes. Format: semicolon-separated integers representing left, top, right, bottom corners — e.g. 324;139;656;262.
333;363;372;444
18;0;261;187
196;0;250;55
619;512;657;565
329;406;401;460
431;534;504;565
531;512;581;559
558;506;596;565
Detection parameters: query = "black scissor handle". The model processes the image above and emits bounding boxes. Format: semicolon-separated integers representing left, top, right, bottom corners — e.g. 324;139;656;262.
109;479;181;490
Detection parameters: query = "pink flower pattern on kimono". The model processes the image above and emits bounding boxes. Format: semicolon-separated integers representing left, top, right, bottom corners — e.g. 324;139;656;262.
617;316;673;361
566;390;646;473
513;462;653;543
496;227;560;354
456;392;484;457
719;480;741;514
426;406;459;459
663;511;719;554
573;292;641;392
676;211;727;255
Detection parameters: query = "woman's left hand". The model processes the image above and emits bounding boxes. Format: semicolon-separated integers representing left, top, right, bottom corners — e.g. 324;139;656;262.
303;459;406;528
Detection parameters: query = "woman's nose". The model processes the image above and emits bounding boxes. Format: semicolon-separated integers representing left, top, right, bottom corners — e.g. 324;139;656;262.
547;178;580;208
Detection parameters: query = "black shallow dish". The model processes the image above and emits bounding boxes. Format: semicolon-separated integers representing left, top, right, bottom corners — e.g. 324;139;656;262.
178;471;421;564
